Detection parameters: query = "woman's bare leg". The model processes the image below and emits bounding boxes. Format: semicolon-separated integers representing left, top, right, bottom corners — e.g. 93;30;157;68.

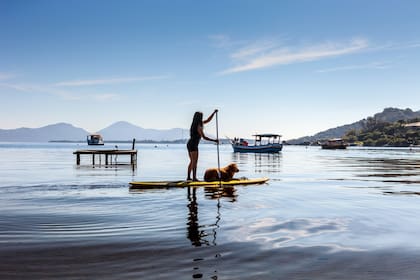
187;152;193;180
188;151;199;181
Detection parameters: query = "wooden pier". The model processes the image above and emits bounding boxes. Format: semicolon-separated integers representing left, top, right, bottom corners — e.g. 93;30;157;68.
73;139;137;166
73;149;137;166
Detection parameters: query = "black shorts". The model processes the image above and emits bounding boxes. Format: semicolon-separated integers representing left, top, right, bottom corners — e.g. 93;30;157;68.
187;139;199;152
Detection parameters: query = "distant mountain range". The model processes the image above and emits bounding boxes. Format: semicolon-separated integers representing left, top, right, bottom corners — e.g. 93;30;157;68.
0;123;88;142
0;121;189;142
288;107;420;144
98;121;188;142
1;107;418;143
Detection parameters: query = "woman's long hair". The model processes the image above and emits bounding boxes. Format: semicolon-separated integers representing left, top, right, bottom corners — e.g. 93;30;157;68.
190;112;203;137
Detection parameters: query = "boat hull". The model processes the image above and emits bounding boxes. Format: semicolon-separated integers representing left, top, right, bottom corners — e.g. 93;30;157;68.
321;145;347;149
320;138;347;149
87;141;104;145
232;144;283;153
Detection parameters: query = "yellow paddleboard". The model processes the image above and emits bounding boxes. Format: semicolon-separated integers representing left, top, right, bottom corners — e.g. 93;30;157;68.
129;177;269;189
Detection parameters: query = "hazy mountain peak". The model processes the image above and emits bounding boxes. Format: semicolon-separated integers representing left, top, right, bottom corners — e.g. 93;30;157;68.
373;107;418;123
0;122;89;142
102;121;141;130
99;121;188;141
42;122;78;129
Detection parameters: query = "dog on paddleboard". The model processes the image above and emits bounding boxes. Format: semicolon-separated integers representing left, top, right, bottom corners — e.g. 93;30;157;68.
204;163;239;182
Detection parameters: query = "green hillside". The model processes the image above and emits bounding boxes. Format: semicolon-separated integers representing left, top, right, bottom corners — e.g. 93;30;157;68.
288;108;420;145
343;118;420;147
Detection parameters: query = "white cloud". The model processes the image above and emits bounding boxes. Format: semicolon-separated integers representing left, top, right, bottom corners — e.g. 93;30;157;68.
231;40;277;60
316;61;391;73
219;38;369;75
0;82;83;100
0;81;123;101
0;72;15;81
0;82;39;92
209;34;230;47
92;93;120;101
374;41;420;51
209;34;237;48
54;75;169;87
0;74;170;101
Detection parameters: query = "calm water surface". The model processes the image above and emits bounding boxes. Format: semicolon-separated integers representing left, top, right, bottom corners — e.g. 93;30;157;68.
1;142;420;279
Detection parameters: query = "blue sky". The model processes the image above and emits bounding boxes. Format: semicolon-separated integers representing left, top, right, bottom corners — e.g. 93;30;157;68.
1;0;420;140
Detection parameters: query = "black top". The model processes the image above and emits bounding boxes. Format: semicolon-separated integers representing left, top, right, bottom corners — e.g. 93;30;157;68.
187;124;201;152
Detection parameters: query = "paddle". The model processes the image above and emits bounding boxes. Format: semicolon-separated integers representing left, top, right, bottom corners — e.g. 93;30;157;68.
215;109;221;186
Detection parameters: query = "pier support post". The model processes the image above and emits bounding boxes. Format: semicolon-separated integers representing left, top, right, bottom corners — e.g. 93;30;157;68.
74;149;137;167
132;138;136;150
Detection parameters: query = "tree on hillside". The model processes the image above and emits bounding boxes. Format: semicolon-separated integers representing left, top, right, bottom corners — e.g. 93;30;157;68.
344;118;419;147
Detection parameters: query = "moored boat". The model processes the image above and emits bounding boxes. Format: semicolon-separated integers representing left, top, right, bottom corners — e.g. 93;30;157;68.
87;134;104;145
321;138;347;149
231;134;283;153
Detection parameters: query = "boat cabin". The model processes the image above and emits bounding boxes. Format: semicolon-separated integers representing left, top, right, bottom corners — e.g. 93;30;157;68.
87;134;104;145
253;134;282;146
321;138;347;149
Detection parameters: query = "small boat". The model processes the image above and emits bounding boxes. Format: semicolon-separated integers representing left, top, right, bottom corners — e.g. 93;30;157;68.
87;134;104;145
231;134;283;153
321;138;347;149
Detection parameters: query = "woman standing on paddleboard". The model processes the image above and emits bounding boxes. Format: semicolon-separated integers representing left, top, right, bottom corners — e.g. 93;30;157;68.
187;110;219;181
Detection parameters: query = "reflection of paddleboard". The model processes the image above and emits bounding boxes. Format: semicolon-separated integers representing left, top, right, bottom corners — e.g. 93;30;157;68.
129;177;269;189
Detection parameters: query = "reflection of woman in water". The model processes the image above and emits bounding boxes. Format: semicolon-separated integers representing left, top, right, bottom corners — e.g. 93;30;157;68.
186;186;238;247
186;187;209;247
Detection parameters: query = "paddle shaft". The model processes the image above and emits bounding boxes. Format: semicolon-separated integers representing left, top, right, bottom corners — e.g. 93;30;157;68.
215;110;221;184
